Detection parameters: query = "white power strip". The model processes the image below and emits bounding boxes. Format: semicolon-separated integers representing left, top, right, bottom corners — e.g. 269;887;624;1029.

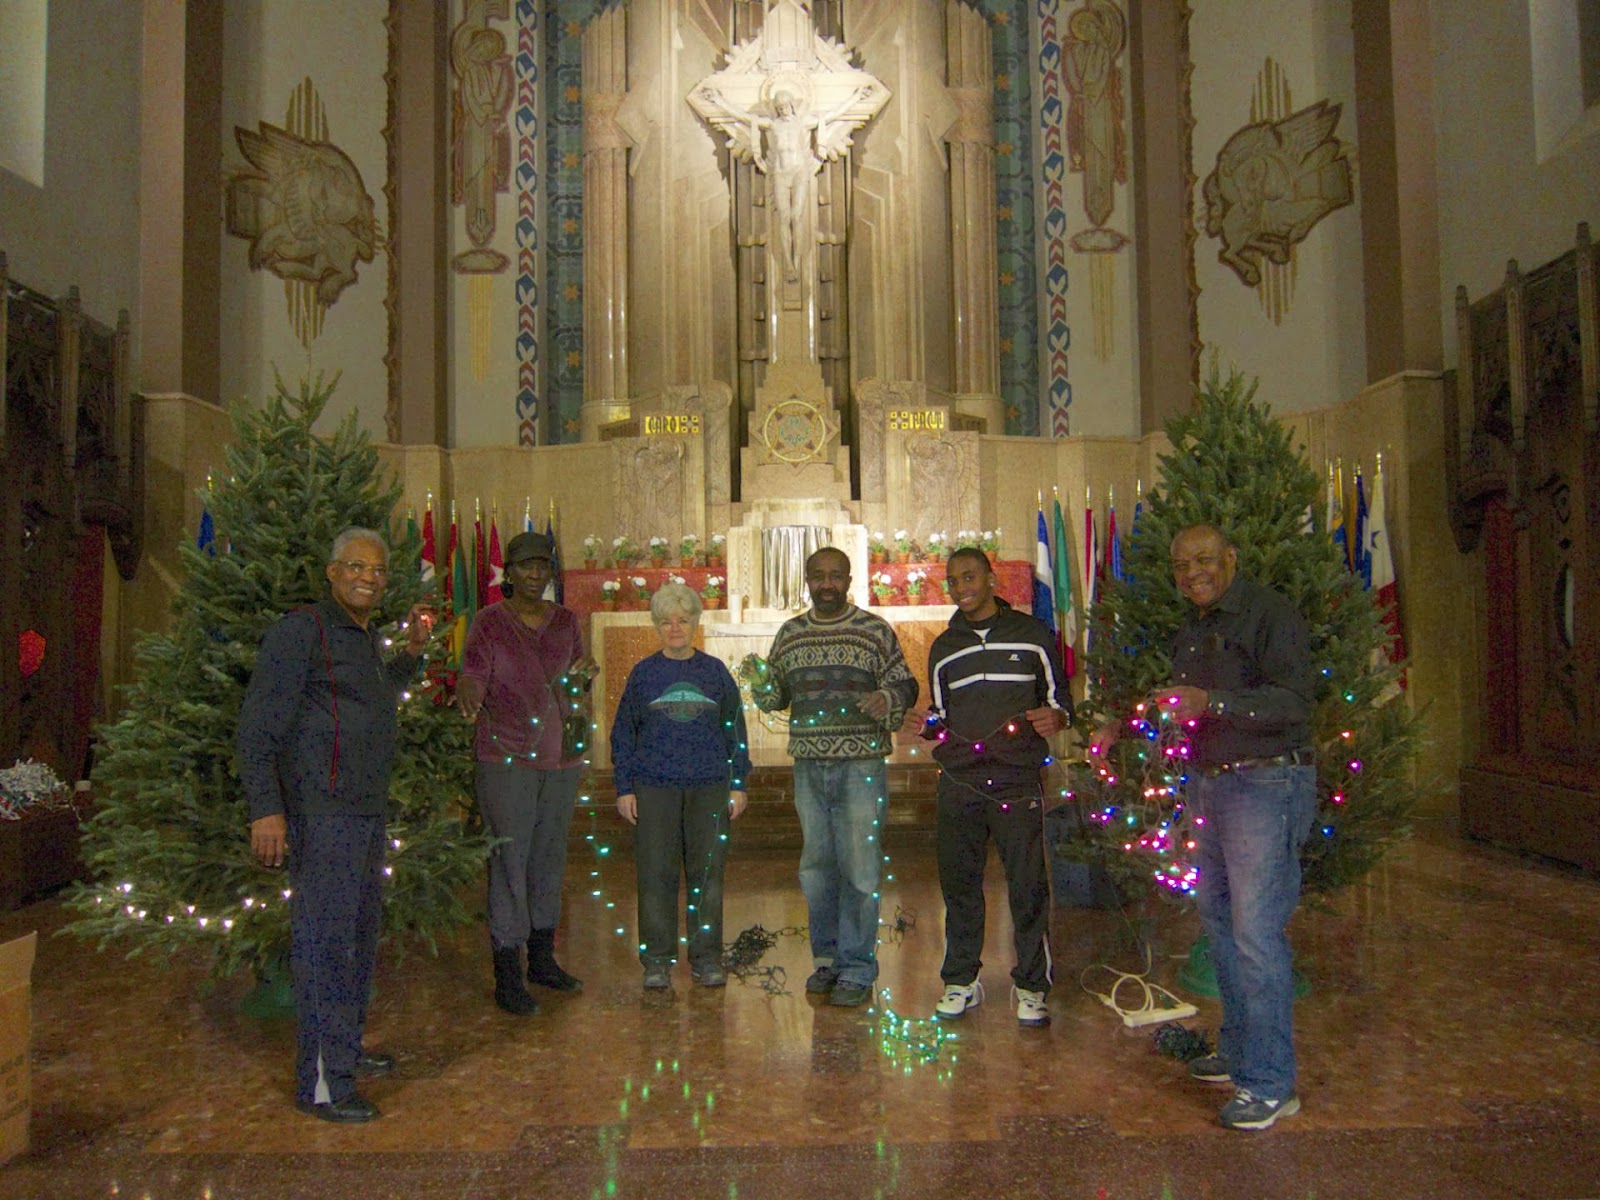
1099;994;1198;1027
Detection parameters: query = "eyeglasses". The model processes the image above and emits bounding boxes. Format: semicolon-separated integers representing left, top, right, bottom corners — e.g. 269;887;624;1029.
336;560;389;579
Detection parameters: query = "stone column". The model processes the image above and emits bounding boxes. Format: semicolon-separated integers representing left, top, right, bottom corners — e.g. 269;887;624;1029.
944;0;1003;433
580;5;633;440
138;0;223;406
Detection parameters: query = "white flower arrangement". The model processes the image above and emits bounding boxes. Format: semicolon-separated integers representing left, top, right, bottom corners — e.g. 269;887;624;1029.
710;532;726;547
904;569;926;594
668;574;687;586
701;575;725;598
0;758;69;820
631;575;648;588
870;571;894;596
869;529;888;552
600;579;621;596
678;533;699;559
648;536;669;554
926;531;946;549
583;533;602;557
980;529;999;553
893;529;913;554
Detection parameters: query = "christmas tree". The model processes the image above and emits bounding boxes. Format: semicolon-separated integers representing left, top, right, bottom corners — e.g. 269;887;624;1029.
1070;363;1420;901
65;374;489;981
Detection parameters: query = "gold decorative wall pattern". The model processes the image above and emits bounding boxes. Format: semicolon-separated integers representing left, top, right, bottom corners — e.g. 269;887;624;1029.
224;77;380;348
1201;62;1352;321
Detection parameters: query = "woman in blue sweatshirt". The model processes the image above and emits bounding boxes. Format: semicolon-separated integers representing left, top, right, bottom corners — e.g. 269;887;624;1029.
611;582;752;989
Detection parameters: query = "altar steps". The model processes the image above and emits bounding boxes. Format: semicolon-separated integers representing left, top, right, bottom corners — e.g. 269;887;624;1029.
573;763;943;851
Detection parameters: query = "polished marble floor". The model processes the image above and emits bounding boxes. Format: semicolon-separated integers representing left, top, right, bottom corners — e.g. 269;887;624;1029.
2;810;1598;1199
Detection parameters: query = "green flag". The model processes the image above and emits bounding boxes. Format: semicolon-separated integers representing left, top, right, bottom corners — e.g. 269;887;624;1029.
1053;496;1077;677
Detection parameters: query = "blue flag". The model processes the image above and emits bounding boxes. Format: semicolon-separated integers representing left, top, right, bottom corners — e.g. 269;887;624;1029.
545;515;564;605
197;507;215;556
1032;507;1056;631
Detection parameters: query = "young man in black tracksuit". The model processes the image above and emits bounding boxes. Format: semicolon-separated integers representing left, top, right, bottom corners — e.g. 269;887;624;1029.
923;548;1072;1027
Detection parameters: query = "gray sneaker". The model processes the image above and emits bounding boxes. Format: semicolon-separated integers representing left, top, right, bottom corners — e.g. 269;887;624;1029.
1187;1053;1232;1083
642;964;671;990
1218;1089;1300;1131
805;965;839;994
828;981;872;1007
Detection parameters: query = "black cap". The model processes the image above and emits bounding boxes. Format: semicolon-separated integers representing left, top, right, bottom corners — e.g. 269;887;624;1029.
505;531;555;564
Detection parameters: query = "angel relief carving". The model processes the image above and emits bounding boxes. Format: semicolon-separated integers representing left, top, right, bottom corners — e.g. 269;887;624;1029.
1201;100;1352;287
225;122;379;306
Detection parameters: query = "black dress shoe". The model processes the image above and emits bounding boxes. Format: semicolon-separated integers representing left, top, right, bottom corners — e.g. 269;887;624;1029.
354;1052;395;1078
296;1094;381;1123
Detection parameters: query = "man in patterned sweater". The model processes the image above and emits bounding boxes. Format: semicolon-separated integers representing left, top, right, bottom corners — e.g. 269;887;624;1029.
745;547;918;1007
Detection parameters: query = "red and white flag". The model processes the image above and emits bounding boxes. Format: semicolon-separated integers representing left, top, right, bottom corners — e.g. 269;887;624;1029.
486;516;504;606
1367;459;1408;684
420;505;436;583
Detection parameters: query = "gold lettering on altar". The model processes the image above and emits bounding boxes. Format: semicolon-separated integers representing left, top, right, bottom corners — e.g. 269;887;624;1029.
887;410;946;431
643;414;702;435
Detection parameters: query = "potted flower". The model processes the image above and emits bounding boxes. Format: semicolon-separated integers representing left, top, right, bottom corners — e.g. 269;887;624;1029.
980;529;1000;556
707;532;726;567
923;531;947;563
598;578;621;610
893;529;914;563
905;568;926;603
582;533;602;569
678;533;699;566
868;531;888;564
955;529;979;550
870;571;895;606
611;535;637;567
648;536;669;567
631;575;651;608
701;575;725;610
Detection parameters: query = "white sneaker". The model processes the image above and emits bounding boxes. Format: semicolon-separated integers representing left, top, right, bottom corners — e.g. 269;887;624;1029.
934;980;984;1019
1014;986;1050;1027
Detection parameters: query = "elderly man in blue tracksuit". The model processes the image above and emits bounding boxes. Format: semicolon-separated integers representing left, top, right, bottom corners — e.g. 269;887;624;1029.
237;527;431;1124
923;547;1072;1029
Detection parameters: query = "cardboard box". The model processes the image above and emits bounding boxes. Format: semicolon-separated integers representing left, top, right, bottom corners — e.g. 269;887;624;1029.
0;932;36;1164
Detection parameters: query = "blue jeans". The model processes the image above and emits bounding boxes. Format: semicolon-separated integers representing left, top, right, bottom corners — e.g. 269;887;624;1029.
793;758;888;987
1191;763;1317;1101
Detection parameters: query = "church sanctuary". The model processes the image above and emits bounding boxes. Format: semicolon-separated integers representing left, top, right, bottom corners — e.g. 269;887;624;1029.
2;0;1597;1195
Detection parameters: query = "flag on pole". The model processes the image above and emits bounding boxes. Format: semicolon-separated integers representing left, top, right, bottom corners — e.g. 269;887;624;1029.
1052;493;1077;678
420;503;436;583
545;505;564;605
1367;455;1408;680
473;506;489;614
1352;467;1371;587
449;508;469;663
1083;489;1100;661
485;515;504;606
1327;460;1349;571
1107;493;1124;583
1032;501;1056;632
196;505;215;556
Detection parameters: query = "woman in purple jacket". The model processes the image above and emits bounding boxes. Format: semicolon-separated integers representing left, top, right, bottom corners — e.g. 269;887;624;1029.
459;530;595;1014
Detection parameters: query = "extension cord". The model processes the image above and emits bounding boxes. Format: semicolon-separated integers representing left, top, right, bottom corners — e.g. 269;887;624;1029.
1117;999;1197;1028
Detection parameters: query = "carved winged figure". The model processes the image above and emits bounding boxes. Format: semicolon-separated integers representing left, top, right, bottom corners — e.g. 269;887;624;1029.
226;122;379;306
1202;100;1353;287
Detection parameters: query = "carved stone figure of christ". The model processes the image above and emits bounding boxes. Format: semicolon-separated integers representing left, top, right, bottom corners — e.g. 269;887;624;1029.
702;85;868;282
